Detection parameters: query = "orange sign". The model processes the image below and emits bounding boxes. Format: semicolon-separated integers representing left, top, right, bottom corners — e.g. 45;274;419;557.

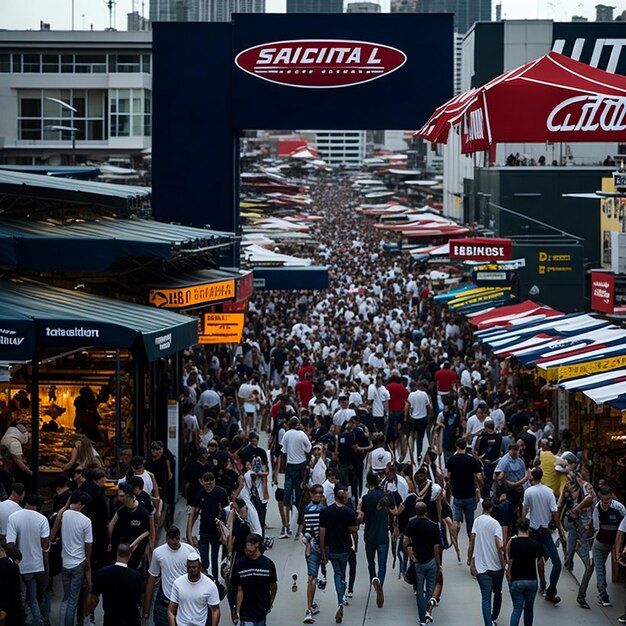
199;313;245;344
149;280;235;309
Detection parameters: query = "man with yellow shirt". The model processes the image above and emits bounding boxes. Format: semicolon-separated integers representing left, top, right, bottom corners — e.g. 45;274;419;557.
537;439;566;497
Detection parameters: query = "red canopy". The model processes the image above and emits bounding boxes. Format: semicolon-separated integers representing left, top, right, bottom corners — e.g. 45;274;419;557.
467;300;564;330
415;51;626;154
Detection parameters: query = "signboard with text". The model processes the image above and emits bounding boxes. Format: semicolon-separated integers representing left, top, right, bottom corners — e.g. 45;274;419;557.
450;238;513;261
199;313;245;344
591;271;615;313
149;280;236;310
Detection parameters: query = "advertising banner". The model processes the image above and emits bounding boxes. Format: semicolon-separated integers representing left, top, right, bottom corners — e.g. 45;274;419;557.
539;353;626;381
590;271;614;313
449;238;513;261
199;313;245;344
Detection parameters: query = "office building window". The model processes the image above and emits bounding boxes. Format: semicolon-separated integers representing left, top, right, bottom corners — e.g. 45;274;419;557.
109;54;141;73
0;54;10;73
110;88;150;137
23;53;41;72
18;89;108;141
6;52;149;74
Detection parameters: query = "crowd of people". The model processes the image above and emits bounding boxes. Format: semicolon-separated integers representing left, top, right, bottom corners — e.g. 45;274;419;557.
0;176;625;626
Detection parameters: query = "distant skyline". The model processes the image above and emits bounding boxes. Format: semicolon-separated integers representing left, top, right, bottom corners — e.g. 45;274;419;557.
0;0;623;31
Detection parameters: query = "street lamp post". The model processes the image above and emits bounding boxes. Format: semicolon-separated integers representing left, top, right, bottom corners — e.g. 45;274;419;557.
44;97;78;165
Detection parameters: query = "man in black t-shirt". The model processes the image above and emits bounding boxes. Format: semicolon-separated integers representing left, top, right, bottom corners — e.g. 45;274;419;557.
186;472;229;578
319;485;358;624
404;502;441;625
446;438;483;536
88;543;143;626
183;448;209;507
108;484;150;569
231;533;278;624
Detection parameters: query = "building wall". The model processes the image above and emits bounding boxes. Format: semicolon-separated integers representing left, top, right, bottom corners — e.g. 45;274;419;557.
286;0;343;11
347;2;382;12
391;0;491;33
0;31;152;162
301;130;367;166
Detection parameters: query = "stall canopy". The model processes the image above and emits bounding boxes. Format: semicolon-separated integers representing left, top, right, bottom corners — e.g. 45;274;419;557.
0;217;235;272
558;368;626;410
415;51;626;154
0;279;197;362
466;300;564;331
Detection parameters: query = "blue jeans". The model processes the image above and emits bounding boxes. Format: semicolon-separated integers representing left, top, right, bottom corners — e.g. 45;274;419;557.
509;579;538;626
284;462;306;509
60;560;86;626
453;496;477;535
153;585;170;626
199;532;221;579
23;570;47;626
592;539;612;595
476;569;504;626
414;559;437;623
240;621;266;626
365;540;389;585
531;531;561;597
328;551;350;606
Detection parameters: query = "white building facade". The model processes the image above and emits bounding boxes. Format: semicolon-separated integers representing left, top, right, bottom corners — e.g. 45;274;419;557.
0;30;152;165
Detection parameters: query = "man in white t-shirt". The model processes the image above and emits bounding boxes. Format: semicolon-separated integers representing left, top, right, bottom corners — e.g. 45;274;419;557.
0;481;25;535
468;499;505;626
332;395;356;428
144;525;199;625
367;375;390;434
168;553;220;626
6;494;50;626
281;417;312;535
522;466;566;604
51;490;93;626
405;381;432;465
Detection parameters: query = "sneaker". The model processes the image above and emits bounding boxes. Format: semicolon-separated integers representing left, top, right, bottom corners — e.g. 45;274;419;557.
545;595;561;605
311;602;320;616
430;596;440;607
577;598;590;609
342;594;350;606
598;596;612;607
539;584;546;596
279;527;289;538
425;611;433;623
372;577;384;608
303;609;315;624
335;605;343;624
287;527;293;537
346;590;353;598
617;614;626;623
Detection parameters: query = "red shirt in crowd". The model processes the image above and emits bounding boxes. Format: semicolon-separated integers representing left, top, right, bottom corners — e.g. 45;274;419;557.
298;364;315;381
434;367;459;394
386;380;409;413
295;379;314;408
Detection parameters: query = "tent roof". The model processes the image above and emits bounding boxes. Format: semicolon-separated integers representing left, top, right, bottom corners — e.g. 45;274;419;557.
0;217;235;271
0;278;197;362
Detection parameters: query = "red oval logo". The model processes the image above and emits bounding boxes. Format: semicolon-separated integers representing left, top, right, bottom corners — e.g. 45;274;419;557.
235;39;407;89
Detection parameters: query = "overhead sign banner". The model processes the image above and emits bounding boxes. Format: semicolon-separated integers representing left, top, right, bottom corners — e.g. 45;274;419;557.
591;271;614;314
199;313;245;344
541;353;626;382
235;39;407;89
473;270;511;286
450;238;513;261
149;280;236;309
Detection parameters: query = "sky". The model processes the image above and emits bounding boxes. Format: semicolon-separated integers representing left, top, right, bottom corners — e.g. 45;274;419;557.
0;0;623;31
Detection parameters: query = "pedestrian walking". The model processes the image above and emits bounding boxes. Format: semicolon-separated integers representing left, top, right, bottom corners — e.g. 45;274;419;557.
231;533;278;626
445;438;483;539
468;499;505;626
167;552;221;626
319;485;358;624
522;467;566;604
6;494;50;626
302;485;325;623
404;501;441;626
405;381;432;465
0;483;24;537
50;491;93;626
506;517;544;626
358;472;389;608
144;526;199;626
87;543;143;626
590;484;626;607
0;537;23;626
186;471;229;578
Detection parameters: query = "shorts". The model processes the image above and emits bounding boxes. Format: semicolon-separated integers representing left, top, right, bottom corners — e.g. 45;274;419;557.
306;545;322;577
407;418;427;433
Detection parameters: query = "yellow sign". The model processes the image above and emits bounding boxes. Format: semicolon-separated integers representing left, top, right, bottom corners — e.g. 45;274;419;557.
449;287;512;308
149;280;235;309
540;354;626;381
199;313;245;344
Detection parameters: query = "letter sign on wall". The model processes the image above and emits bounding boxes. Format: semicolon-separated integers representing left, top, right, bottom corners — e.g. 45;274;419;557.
449;238;513;261
235;39;407;89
